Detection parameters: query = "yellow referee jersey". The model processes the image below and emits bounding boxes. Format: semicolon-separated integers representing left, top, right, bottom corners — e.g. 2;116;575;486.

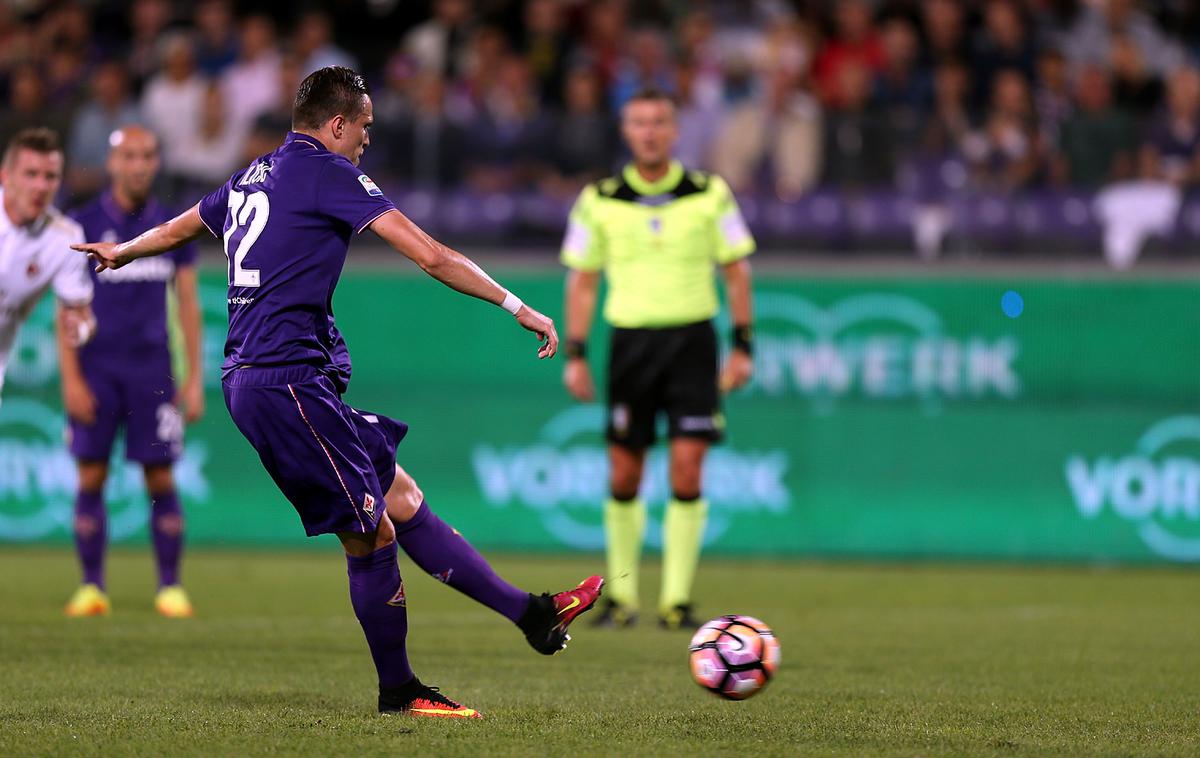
560;160;755;329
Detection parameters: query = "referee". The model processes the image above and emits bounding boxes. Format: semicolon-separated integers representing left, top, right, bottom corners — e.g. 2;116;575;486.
560;88;755;630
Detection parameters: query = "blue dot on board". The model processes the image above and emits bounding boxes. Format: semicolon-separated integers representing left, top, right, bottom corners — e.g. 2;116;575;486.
1001;290;1024;318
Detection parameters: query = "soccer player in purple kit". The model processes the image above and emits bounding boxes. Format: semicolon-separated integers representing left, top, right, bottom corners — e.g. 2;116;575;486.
62;126;203;619
74;67;603;719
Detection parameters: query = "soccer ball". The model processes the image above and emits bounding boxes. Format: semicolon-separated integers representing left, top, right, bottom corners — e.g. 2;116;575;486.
688;614;780;700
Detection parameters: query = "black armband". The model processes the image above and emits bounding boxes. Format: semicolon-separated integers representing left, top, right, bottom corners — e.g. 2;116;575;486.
565;339;588;360
731;325;754;356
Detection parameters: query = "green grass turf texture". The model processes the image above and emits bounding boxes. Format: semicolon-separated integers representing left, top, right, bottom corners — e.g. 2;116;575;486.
0;549;1197;757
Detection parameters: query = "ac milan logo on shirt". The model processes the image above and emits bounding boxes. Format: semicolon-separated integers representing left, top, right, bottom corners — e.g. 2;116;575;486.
26;261;39;278
431;568;454;584
362;493;376;515
386;580;406;607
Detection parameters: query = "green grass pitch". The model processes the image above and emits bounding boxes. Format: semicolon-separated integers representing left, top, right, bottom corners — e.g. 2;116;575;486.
1;549;1197;756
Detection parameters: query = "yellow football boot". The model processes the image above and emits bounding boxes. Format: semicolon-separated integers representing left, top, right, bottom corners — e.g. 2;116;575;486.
64;584;111;617
154;585;194;618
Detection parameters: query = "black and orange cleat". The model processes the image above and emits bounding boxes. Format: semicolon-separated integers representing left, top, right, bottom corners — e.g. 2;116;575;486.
379;679;482;719
518;575;604;655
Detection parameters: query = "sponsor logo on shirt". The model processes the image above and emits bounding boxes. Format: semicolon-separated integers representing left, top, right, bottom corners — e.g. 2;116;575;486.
96;257;175;283
358;174;383;197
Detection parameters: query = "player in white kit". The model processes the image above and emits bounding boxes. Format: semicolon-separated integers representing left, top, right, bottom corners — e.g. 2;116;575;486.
0;128;94;405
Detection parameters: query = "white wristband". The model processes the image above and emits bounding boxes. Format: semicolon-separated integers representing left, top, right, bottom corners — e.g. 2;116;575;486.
500;290;524;315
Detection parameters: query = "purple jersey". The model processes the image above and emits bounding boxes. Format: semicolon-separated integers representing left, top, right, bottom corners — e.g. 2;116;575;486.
198;132;395;391
69;192;197;358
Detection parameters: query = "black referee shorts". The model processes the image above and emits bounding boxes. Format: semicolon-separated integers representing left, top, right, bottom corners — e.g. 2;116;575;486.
606;319;724;450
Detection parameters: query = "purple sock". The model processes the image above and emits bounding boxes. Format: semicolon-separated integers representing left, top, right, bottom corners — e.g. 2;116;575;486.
347;542;414;689
74;490;107;589
150;490;184;588
394;502;531;622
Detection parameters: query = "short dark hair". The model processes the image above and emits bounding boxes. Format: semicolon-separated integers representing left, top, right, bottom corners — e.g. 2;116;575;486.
625;87;677;109
3;127;62;166
292;66;369;130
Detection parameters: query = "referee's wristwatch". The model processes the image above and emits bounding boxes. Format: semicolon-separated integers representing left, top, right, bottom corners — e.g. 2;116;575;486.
565;339;587;360
731;325;754;356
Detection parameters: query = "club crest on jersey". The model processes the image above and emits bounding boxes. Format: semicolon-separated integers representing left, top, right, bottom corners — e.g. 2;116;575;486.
387;580;406;607
25;261;39;278
362;493;376;515
649;216;662;233
240;161;271;185
358;174;383;197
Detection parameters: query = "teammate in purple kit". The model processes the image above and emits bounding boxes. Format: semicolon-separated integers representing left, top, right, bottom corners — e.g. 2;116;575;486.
74;67;603;719
62;126;203;619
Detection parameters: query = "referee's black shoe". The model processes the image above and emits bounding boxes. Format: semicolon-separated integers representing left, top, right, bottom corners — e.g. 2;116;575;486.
659;604;702;631
590;599;638;628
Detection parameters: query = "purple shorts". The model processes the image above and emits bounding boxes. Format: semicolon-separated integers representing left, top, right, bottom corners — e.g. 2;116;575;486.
69;351;182;465
222;364;408;537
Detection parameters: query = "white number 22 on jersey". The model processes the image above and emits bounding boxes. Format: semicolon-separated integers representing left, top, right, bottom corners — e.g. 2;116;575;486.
223;190;269;287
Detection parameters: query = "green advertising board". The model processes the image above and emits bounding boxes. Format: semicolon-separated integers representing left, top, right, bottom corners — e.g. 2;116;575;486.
2;268;1198;563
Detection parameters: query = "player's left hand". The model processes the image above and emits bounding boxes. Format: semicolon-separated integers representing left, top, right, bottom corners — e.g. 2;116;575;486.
176;376;205;423
514;305;559;359
719;349;754;393
71;241;127;272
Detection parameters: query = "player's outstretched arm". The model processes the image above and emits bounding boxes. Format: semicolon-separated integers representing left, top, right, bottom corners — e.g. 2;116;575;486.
368;209;558;359
72;204;207;272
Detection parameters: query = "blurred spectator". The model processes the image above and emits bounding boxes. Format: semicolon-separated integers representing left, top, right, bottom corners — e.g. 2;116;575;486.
545;66;616;193
193;0;238;77
294;10;357;77
243;52;305;163
382;72;465;188
1054;66;1135;188
1110;34;1163;119
67;62;142;199
141;33;207;178
126;0;174;87
404;0;473;78
463;57;552;192
0;64;68;150
961;70;1041;192
0;5;34;75
172;82;243;192
821;61;894;188
519;0;572;106
1139;67;1200;187
581;0;628;93
874;17;931;151
920;0;969;64
44;48;89;111
1033;49;1072;147
920;58;973;159
221;15;281;134
815;0;883;107
458;25;513;120
1063;0;1184;77
674;9;723;110
610;28;674;110
711;18;821;198
673;58;723;170
971;0;1036;105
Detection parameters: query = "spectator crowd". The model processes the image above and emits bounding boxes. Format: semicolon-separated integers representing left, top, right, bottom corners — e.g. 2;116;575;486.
3;0;1200;254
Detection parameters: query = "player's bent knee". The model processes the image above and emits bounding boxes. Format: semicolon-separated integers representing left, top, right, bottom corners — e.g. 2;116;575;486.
77;462;109;494
384;465;424;524
143;464;175;496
